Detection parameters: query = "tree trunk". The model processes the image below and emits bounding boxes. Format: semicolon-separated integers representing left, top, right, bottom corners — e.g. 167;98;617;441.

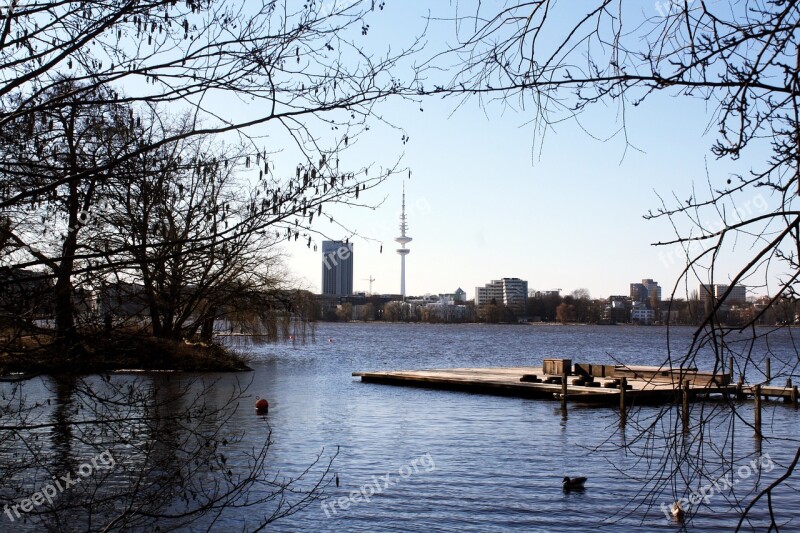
54;177;80;354
53;272;76;352
200;307;216;341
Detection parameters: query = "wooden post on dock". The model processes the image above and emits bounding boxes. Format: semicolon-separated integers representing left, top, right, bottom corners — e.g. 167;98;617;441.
619;377;627;425
682;380;690;433
561;369;568;409
722;356;735;400
753;384;762;438
736;376;745;400
792;385;798;407
765;358;771;384
785;379;793;404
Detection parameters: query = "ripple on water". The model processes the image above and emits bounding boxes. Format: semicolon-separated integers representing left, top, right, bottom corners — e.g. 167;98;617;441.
3;324;798;531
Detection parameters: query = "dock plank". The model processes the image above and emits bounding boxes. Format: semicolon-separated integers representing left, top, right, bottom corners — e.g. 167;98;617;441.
353;366;737;404
744;385;796;398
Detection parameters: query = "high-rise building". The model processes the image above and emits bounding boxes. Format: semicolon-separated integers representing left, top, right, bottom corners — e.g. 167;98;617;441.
475;278;528;315
642;279;662;302
698;283;746;305
698;283;714;304
321;241;353;296
716;284;747;305
631;279;661;304
630;283;648;302
475;282;504;306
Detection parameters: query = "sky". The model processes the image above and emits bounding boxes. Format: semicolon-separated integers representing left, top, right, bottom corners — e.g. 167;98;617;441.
232;1;781;301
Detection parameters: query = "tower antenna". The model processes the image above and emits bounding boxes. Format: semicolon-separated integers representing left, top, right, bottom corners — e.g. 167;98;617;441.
395;182;412;298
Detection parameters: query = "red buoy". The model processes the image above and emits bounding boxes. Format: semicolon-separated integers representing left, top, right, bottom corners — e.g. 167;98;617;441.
255;397;269;413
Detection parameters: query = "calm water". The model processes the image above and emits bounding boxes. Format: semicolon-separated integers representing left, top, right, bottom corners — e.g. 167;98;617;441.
220;323;800;532
3;323;800;531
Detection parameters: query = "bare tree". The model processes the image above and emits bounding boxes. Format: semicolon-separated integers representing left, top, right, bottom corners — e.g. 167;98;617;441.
1;0;422;354
97;108;298;342
1;2;423;529
0;80;131;351
434;0;800;528
555;302;575;324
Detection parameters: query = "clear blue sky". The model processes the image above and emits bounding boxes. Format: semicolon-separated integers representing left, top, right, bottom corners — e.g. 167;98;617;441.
234;1;778;300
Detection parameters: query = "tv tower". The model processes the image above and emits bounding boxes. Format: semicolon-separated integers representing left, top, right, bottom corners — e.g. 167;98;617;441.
395;183;412;298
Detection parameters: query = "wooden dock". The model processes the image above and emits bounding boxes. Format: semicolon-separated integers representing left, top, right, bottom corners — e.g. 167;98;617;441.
353;359;799;406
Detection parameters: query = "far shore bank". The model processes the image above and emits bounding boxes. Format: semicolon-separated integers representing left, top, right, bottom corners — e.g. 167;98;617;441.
311;320;788;328
0;332;252;377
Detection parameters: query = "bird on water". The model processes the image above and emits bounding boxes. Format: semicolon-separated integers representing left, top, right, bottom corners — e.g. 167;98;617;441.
562;476;587;491
671;501;685;521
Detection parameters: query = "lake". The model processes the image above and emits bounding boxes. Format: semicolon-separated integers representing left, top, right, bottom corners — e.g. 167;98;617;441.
222;323;800;532
3;323;799;531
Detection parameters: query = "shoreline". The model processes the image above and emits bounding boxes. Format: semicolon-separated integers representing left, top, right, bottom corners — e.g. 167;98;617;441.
311;320;793;328
0;332;252;377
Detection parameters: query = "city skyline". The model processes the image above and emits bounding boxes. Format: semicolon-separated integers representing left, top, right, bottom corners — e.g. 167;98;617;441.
263;3;782;303
316;277;755;304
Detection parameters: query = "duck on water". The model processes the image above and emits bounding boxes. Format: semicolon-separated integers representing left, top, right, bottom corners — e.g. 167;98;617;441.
562;476;587;491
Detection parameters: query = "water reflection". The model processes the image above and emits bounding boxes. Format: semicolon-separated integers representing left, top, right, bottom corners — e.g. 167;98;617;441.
49;377;77;475
1;372;332;531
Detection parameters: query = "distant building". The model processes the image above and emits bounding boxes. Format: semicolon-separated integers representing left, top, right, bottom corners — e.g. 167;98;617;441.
424;298;471;322
0;269;54;318
698;283;747;305
642;279;662;302
436;288;467;304
631;279;661;304
321;241;353;296
698;284;714;304
715;284;747;305
535;290;561;298
630;283;648;302
406;294;440;305
631;307;656;324
475;278;528;315
475;283;503;307
96;281;149;319
604;296;631;324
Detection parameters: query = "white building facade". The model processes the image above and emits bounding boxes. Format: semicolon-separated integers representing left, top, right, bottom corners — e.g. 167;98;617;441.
475;278;528;315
